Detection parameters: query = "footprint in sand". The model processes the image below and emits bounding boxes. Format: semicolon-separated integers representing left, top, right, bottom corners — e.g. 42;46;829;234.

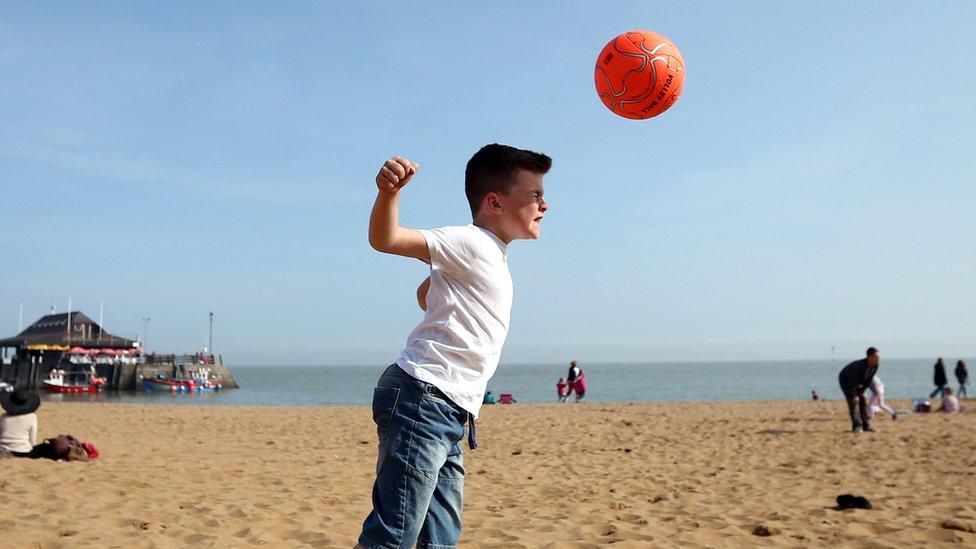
289;529;332;544
183;533;216;544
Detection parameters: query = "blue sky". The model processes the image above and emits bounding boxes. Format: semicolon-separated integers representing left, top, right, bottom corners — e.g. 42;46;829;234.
2;2;974;365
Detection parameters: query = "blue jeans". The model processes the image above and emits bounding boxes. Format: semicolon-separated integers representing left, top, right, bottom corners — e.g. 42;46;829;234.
359;364;468;548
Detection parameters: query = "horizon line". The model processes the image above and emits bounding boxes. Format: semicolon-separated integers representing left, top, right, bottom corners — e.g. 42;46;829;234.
230;355;971;368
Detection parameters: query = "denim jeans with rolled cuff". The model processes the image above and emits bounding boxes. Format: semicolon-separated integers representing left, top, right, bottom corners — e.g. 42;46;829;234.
359;364;470;549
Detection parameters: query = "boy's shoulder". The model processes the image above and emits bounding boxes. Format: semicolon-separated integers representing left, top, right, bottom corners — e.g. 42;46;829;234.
423;223;478;236
423;224;509;278
424;223;475;232
424;224;504;250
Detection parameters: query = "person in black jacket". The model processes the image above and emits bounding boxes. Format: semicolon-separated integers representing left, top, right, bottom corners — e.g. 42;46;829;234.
838;347;881;433
930;358;948;399
566;360;581;398
956;360;969;399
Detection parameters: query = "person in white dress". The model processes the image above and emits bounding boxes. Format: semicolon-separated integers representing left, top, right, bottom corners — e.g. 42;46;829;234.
867;375;897;420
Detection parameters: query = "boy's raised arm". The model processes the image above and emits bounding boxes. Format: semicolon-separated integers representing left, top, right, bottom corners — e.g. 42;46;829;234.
368;156;431;263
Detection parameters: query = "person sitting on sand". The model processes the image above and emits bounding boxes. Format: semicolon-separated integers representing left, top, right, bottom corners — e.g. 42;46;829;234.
939;387;961;413
837;347;881;433
556;377;569;402
867;375;897;420
811;390;820;401
0;389;53;459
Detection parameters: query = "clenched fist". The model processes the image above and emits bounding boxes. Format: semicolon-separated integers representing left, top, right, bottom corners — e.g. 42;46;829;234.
376;156;420;194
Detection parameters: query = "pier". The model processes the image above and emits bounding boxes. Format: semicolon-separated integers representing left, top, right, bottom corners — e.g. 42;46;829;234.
0;311;238;391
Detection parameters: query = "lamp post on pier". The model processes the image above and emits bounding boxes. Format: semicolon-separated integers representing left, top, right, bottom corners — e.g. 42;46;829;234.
142;317;150;353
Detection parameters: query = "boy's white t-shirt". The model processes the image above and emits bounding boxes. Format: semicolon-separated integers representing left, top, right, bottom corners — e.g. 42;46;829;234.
396;224;513;418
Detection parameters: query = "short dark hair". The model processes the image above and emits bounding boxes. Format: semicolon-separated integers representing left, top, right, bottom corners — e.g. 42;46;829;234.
866;347;878;357
465;143;551;216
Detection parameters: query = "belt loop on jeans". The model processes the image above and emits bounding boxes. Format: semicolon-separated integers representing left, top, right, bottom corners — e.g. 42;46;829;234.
467;413;478;450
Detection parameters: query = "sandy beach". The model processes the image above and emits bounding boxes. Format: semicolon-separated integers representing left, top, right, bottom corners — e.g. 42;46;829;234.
2;399;975;547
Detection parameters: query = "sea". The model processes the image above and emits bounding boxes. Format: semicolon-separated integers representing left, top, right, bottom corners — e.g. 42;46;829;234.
39;358;969;407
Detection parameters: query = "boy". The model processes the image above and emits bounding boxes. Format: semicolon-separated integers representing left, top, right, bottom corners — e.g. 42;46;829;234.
356;144;551;548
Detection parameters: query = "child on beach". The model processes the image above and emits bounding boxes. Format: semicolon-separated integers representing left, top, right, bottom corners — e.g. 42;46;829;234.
556;377;569;402
356;144;551;548
939;387;961;413
867;375;897;420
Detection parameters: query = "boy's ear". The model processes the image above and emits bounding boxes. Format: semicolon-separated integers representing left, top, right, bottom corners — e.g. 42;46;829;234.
484;192;502;213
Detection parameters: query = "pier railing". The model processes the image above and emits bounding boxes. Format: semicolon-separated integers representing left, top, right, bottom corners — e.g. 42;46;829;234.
144;354;222;366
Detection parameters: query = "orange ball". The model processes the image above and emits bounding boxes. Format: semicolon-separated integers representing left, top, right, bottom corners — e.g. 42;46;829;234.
594;30;686;120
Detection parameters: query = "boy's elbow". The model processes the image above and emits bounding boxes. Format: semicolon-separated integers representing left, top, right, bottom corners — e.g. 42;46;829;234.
368;233;391;253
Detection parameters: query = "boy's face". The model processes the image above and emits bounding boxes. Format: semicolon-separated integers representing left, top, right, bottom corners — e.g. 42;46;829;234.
495;169;548;242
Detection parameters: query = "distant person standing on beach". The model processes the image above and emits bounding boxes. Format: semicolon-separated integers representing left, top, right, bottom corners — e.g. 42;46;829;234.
567;360;581;396
838;347;881;433
955;360;969;399
930;358;948;399
573;368;588;402
567;360;588;402
567;360;581;383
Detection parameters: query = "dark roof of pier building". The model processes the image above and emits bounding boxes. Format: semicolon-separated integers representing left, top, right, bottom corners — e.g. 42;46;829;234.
0;311;137;349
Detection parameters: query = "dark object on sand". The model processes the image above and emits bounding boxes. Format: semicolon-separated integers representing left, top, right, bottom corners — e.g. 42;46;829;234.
942;519;976;533
836;494;872;510
47;435;98;461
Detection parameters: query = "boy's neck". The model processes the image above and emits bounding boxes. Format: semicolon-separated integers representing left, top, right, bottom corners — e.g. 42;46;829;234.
472;217;511;245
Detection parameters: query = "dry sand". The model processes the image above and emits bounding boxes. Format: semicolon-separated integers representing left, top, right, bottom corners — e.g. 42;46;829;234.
2;399;975;547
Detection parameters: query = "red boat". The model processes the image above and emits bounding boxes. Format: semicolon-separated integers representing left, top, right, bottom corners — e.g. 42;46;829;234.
42;369;106;394
142;373;221;393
